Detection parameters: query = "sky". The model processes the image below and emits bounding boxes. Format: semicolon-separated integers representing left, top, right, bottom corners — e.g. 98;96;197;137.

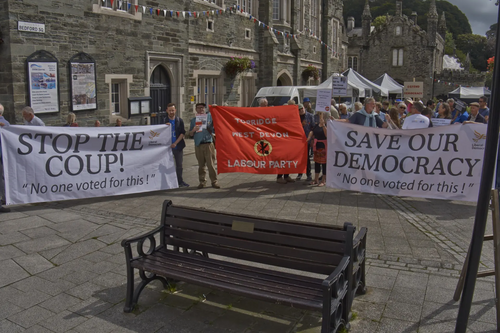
447;0;498;35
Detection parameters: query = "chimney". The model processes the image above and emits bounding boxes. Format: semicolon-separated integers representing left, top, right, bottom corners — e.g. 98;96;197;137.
347;17;355;32
411;12;417;25
395;1;402;17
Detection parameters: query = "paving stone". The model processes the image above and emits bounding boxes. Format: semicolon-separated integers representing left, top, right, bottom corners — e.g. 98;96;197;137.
39;292;82;314
0;259;30;288
0;300;23;321
13;253;55;275
38;211;82;223
0;231;30;246
50;239;107;265
12;276;76;297
0;319;25;333
0;216;53;234
7;305;55;328
383;300;422;322
376;317;418;333
39;310;88;333
15;234;72;254
0;245;26;261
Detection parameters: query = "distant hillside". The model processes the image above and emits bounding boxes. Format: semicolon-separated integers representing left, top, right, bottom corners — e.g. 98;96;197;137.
343;0;472;39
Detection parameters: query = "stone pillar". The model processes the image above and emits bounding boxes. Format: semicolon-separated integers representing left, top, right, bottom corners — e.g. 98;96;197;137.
257;0;278;88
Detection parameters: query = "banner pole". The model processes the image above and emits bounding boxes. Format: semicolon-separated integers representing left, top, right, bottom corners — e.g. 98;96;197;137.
455;4;500;331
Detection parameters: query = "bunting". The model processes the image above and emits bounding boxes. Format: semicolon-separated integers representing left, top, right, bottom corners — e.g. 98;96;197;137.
99;0;343;57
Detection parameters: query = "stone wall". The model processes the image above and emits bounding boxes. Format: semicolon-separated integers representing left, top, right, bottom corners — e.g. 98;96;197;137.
434;69;487;98
1;0;345;126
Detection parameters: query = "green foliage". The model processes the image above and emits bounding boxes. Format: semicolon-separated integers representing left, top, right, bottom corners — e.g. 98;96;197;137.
301;65;320;81
455;34;491;72
372;15;387;29
343;0;472;39
224;57;255;78
444;31;455;56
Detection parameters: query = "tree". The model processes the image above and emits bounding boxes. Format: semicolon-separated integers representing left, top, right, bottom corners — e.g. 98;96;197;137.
372;15;387;29
444;31;456;56
343;0;472;39
455;34;491;72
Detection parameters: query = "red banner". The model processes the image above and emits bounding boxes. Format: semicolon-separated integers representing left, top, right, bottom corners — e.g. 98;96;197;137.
210;106;307;174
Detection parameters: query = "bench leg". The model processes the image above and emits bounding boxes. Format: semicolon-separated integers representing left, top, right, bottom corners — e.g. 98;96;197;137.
124;265;136;313
123;268;170;313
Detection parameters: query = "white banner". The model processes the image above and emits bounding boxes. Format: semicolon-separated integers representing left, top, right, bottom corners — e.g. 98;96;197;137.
327;120;486;201
1;125;178;205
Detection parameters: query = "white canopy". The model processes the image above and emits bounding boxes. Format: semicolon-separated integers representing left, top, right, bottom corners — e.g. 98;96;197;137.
373;73;404;95
302;73;366;98
342;69;389;97
449;86;491;99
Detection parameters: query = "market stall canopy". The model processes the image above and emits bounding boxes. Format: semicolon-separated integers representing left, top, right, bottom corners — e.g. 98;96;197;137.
449;86;491;99
302;73;365;98
342;69;389;97
373;73;404;95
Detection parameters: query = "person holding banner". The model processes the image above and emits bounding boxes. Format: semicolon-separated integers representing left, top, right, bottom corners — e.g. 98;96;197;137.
189;103;220;189
386;107;401;129
402;101;430;130
22;106;45;126
478;96;490;122
307;112;328;186
166;103;189;187
437;102;452;119
64;112;78;127
0;104;10;212
345;98;388;128
465;102;487;124
296;104;313;182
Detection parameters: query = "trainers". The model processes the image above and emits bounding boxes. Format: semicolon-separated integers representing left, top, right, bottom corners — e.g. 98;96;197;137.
296;175;302;181
285;177;295;183
306;176;313;181
197;183;205;189
179;182;190;187
277;178;287;184
0;206;10;213
212;182;220;189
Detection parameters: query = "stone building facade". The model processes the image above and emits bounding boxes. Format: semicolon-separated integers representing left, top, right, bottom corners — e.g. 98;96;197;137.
346;0;446;100
0;0;346;126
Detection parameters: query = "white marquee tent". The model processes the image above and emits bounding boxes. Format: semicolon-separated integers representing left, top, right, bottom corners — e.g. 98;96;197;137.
342;69;389;97
302;73;366;98
373;73;404;95
448;86;491;99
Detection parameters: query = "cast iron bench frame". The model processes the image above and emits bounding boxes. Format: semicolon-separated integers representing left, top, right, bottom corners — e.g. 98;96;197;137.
121;200;367;333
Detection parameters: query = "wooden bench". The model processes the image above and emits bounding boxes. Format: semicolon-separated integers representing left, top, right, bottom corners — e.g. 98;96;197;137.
121;200;367;333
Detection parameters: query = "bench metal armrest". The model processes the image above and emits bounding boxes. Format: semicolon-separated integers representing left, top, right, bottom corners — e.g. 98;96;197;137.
322;256;350;288
121;225;164;247
121;225;164;262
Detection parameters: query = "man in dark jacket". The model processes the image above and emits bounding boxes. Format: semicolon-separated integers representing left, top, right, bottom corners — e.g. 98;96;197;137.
166;103;189;187
466;102;487;124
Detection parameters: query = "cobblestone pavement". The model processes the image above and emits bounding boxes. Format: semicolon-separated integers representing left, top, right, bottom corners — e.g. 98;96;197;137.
0;139;497;332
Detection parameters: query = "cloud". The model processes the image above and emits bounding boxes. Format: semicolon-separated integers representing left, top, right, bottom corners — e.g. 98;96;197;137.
447;0;498;35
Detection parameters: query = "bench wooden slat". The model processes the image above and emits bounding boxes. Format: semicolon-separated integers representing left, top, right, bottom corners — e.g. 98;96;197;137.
167;228;341;265
167;206;347;242
163;248;324;287
165;217;345;254
134;254;324;307
146;249;323;293
166;237;339;275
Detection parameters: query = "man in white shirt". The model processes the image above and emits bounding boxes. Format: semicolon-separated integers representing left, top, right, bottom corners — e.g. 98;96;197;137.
22;106;45;126
402;101;430;129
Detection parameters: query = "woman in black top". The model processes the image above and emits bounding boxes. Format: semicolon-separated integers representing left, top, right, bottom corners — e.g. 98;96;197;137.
307;112;328;186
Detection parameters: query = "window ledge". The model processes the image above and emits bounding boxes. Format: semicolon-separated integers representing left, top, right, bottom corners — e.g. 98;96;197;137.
192;0;223;9
92;4;142;21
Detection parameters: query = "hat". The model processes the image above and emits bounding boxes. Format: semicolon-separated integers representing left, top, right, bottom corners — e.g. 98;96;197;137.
470;102;480;107
303;97;310;102
298;103;304;109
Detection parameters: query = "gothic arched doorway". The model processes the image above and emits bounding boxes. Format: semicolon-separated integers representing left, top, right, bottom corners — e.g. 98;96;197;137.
277;72;293;86
150;65;171;123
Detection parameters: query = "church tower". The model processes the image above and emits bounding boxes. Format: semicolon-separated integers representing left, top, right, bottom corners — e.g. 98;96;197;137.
427;0;439;46
438;12;447;39
361;0;372;43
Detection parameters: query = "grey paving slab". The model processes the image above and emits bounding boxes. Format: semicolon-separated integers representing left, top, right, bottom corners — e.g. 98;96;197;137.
38;310;87;333
7;305;55;329
0;319;25;333
12;253;55;275
0;231;31;246
15;234;72;254
0;245;26;261
0;216;53;234
0;259;30;288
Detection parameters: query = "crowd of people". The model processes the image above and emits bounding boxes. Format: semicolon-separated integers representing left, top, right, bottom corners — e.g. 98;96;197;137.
0;94;490;213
